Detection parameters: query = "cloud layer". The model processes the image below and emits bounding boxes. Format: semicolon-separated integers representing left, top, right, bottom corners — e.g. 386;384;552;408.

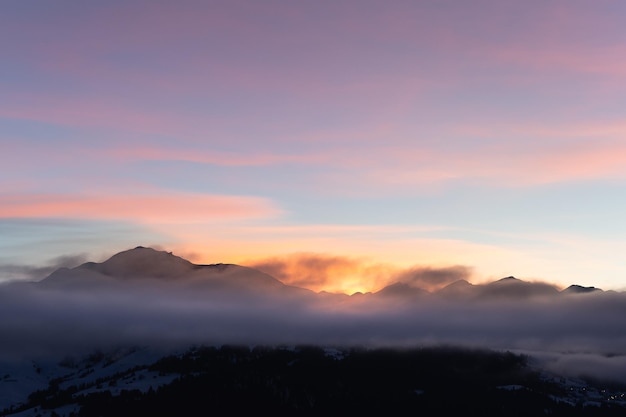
1;248;625;384
1;280;625;383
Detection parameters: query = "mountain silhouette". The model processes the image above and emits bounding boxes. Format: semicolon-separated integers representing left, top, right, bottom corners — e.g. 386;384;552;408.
82;246;195;279
476;276;560;299
435;279;475;298
39;246;312;299
561;284;602;294
37;247;607;303
372;275;586;302
374;282;429;300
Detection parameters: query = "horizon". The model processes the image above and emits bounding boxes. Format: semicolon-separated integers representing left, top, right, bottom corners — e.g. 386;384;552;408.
2;245;607;296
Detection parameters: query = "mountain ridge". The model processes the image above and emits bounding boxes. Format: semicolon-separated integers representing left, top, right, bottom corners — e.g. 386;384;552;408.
38;246;306;298
37;247;604;301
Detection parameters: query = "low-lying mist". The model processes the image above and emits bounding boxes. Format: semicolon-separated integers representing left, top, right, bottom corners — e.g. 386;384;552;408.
1;247;625;384
1;281;626;383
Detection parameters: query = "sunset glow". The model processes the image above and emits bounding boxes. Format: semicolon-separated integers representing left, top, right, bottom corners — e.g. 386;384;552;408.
2;1;626;293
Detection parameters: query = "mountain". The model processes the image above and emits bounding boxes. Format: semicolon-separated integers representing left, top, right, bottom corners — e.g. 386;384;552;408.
2;247;625;416
435;279;476;298
476;276;560;299
374;282;429;300
38;246;312;298
374;276;565;302
35;247;607;304
39;246;190;288
561;284;602;294
81;246;195;279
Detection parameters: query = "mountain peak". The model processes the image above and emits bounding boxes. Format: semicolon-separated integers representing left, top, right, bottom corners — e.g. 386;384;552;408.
436;279;474;297
443;279;473;288
38;247;297;297
84;246;194;279
374;282;428;298
482;276;559;298
562;284;602;294
496;276;519;283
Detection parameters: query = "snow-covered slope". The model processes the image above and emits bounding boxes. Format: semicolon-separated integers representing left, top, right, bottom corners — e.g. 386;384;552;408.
0;346;179;415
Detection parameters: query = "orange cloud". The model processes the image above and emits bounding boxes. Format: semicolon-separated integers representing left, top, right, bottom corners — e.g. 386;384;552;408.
249;253;390;294
394;265;472;292
249;252;475;295
172;225;559;292
0;193;280;223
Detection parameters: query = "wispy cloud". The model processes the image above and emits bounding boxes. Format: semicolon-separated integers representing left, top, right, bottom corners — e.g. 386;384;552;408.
9;122;626;196
102;146;330;167
0;193;281;223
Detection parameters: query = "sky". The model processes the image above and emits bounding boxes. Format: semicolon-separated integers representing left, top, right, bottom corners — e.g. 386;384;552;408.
2;0;626;294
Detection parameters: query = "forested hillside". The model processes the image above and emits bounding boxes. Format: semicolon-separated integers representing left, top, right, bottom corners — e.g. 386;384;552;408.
6;345;625;417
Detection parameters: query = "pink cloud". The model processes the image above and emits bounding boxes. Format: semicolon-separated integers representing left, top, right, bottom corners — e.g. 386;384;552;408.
0;193;281;223
0;95;198;138
5;117;626;196
491;45;626;78
311;119;626;191
475;2;626;80
7;1;623;102
4;2;626;196
103;147;330;167
358;144;626;190
445;122;626;185
3;2;434;104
